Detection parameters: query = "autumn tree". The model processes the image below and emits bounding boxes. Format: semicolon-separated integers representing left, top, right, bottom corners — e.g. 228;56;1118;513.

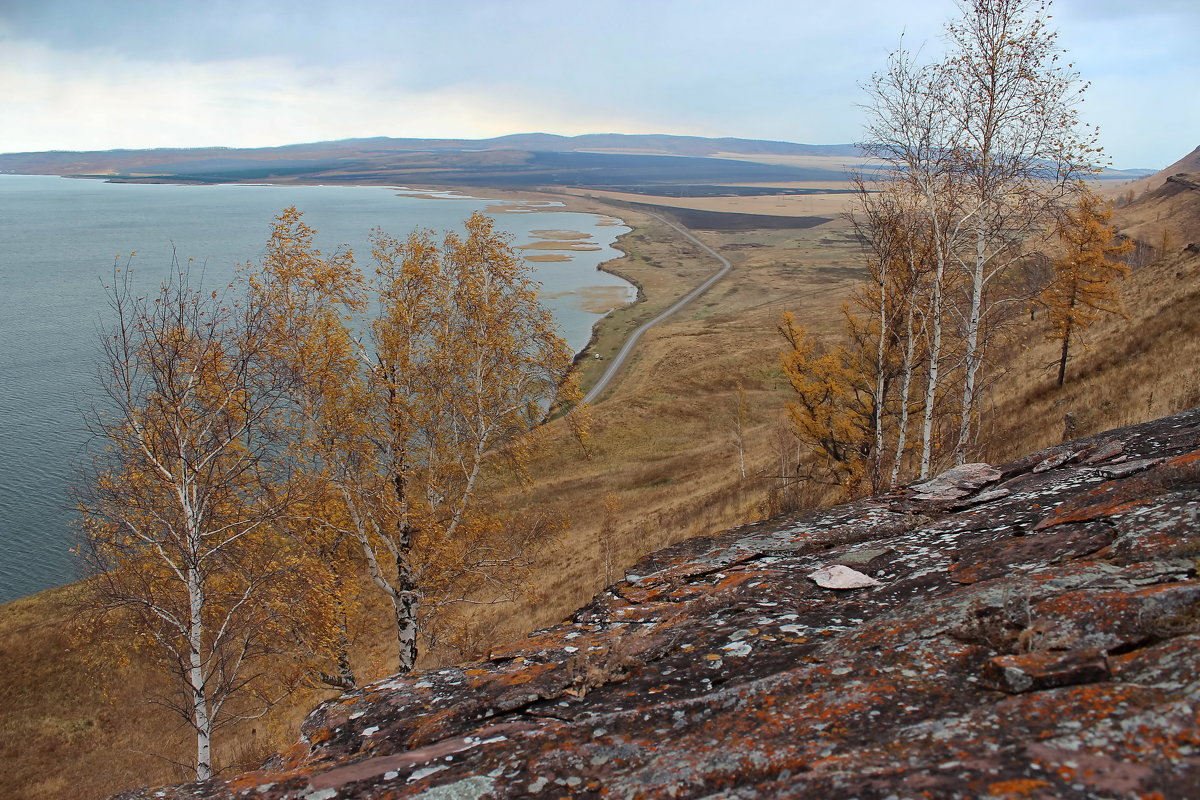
250;209;578;674
855;0;1098;472
847;177;939;487
79;206;583;780
77;261;300;780
942;0;1098;461
1041;191;1133;386
365;213;577;670
246;208;369;690
861;42;965;479
778;312;877;492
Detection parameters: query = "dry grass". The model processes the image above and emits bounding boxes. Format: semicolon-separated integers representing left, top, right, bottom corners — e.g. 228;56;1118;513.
0;587;189;798
480;200;868;639
984;245;1200;462
15;178;1195;798
561;185;859;219
0;581;396;799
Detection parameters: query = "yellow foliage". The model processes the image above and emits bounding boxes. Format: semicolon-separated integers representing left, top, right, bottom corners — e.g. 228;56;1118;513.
1041;191;1135;386
778;312;872;491
76;207;585;777
254;209;579;672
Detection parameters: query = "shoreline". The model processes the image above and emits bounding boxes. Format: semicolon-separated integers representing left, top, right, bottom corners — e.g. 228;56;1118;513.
0;176;651;608
568;223;646;377
57;172;653;375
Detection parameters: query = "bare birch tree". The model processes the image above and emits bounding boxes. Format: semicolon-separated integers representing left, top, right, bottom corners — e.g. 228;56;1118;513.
861;43;965;479
857;0;1098;471
943;0;1098;462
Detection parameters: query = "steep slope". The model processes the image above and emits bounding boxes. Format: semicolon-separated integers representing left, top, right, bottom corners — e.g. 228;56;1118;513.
119;409;1200;799
1112;144;1200;248
1116;145;1200;198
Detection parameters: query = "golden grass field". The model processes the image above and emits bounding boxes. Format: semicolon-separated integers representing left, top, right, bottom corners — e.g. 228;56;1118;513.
562;186;859;218
2;173;1197;799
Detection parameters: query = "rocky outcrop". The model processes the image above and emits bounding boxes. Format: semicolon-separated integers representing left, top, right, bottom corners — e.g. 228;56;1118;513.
119;410;1200;799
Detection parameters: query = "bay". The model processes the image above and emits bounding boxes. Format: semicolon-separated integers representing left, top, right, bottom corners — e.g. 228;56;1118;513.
0;175;634;603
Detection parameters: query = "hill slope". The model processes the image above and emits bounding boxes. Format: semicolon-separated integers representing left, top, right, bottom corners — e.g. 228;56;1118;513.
0;134;1149;189
119;409;1200;799
983;145;1200;463
1112;144;1200;248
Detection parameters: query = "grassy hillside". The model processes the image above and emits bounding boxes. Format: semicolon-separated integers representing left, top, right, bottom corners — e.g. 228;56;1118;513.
1;159;1195;798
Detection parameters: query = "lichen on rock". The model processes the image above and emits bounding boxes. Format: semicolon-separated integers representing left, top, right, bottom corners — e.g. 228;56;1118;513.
116;409;1200;800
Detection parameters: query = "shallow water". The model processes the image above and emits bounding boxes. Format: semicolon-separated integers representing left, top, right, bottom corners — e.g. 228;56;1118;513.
0;176;634;603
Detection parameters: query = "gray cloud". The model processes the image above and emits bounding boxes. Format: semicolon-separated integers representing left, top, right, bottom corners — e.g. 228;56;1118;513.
1;0;1194;168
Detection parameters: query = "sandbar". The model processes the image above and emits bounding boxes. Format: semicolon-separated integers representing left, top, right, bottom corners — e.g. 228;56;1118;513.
485;201;563;214
525;254;572;262
519;241;602;252
530;229;592;240
538;286;633;314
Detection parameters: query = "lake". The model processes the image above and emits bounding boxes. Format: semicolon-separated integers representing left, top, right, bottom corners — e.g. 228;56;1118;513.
0;175;635;603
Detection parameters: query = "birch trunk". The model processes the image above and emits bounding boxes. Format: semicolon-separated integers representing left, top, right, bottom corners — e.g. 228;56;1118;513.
919;196;948;480
187;567;213;781
954;227;987;464
872;255;888;491
890;296;919;488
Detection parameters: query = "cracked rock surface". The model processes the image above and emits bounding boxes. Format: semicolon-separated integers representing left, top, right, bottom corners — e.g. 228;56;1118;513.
118;410;1200;799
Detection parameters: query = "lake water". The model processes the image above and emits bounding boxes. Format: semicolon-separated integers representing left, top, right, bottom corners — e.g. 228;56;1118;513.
0;175;635;603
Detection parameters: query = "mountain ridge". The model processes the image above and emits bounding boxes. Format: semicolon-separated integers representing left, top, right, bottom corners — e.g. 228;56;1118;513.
0;134;1153;187
0;133;860;169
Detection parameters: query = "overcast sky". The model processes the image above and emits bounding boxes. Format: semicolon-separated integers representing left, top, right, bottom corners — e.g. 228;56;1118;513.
2;0;1195;169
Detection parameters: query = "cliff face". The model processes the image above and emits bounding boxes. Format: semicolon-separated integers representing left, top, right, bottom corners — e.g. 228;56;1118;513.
120;410;1200;799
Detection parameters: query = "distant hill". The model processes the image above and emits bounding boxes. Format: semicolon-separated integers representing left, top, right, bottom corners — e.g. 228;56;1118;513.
0;133;1154;190
0;133;862;166
0;134;864;188
1117;145;1200;196
1114;144;1200;249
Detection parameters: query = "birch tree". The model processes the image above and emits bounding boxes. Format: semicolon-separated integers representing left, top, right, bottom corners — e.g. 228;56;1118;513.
943;0;1098;461
77;262;297;780
366;213;577;670
248;208;369;690
848;178;937;487
252;209;578;674
858;0;1098;469
861;44;964;479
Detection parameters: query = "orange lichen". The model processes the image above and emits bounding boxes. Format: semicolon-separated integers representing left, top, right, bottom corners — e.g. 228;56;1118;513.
1165;447;1200;467
987;779;1051;797
112;410;1200;800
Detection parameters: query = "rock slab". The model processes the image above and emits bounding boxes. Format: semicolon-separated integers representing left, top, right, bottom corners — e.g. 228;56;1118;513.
118;409;1200;799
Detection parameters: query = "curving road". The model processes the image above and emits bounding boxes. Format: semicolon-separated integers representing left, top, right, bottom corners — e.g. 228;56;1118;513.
582;214;732;405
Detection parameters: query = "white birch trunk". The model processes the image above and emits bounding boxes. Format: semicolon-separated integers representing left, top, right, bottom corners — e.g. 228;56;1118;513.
955;227;987;464
890;297;918;488
919;197;948;480
187;566;213;781
873;265;888;492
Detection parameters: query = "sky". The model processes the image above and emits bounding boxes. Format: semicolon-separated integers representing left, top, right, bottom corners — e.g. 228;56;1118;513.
1;0;1196;170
